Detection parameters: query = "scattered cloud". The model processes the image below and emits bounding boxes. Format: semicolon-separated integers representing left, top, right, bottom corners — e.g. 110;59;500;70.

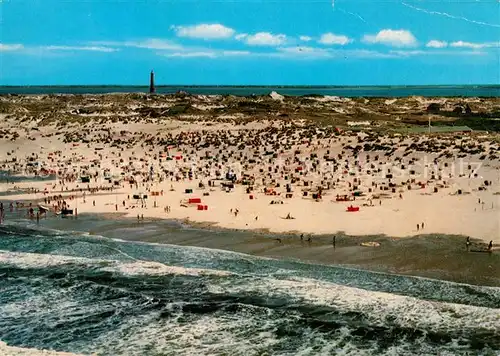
222;50;251;56
272;47;399;59
130;39;183;50
0;43;24;51
235;34;248;41
91;39;183;51
426;40;448;48
92;39;254;59
42;45;118;52
363;29;417;47
171;24;235;39
5;34;492;62
166;51;217;58
390;49;486;57
276;46;331;58
1;43;117;54
318;33;352;45
241;32;287;46
162;49;252;59
450;40;499;49
425;40;499;49
451;41;482;49
158;45;400;60
402;2;500;28
346;49;399;59
390;50;428;57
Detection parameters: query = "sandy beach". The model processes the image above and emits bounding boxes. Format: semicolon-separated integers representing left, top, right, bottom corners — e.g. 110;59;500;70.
0;93;498;246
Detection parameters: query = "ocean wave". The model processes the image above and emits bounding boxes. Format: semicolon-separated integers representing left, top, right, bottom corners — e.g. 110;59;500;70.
208;276;500;333
1;251;499;355
0;250;232;278
1;221;500;354
1;221;499;309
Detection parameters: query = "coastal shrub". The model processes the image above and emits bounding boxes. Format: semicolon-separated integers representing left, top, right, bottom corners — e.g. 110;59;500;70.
426;103;441;113
0;102;12;113
167;105;190;115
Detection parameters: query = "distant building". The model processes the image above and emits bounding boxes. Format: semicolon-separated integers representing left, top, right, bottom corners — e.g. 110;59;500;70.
149;70;155;93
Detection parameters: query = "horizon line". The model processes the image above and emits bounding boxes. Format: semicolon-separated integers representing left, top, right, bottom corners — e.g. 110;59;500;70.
1;84;499;88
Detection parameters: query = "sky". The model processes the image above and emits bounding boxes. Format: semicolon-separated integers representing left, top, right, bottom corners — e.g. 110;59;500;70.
1;0;499;85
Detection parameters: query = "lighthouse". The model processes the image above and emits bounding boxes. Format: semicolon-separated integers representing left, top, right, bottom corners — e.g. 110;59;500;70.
149;70;155;93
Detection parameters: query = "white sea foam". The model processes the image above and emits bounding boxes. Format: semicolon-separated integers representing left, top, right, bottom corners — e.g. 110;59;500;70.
85;303;462;356
2;250;498;355
0;341;85;356
0;250;232;277
108;236;269;263
106;260;232;277
89;308;283;356
208;275;500;333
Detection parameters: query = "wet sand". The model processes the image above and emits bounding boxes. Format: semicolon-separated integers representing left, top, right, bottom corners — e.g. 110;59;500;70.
32;212;500;287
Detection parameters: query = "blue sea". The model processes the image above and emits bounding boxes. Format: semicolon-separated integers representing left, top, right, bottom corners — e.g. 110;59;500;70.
1;85;499;97
0;211;499;355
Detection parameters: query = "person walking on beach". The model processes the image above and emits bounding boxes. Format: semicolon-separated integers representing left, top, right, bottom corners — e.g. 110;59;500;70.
421;222;424;229
333;235;336;249
488;240;493;251
417;224;419;231
466;236;471;251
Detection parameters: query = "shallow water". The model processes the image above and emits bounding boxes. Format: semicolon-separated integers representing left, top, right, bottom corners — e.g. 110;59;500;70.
0;170;56;183
0;214;499;356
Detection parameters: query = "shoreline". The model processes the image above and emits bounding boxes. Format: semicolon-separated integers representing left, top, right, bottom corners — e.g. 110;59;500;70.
4;191;500;243
1;182;498;244
8;209;497;287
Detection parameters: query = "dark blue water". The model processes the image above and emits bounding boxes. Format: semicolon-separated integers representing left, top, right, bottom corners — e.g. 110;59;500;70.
1;85;499;97
0;216;499;355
